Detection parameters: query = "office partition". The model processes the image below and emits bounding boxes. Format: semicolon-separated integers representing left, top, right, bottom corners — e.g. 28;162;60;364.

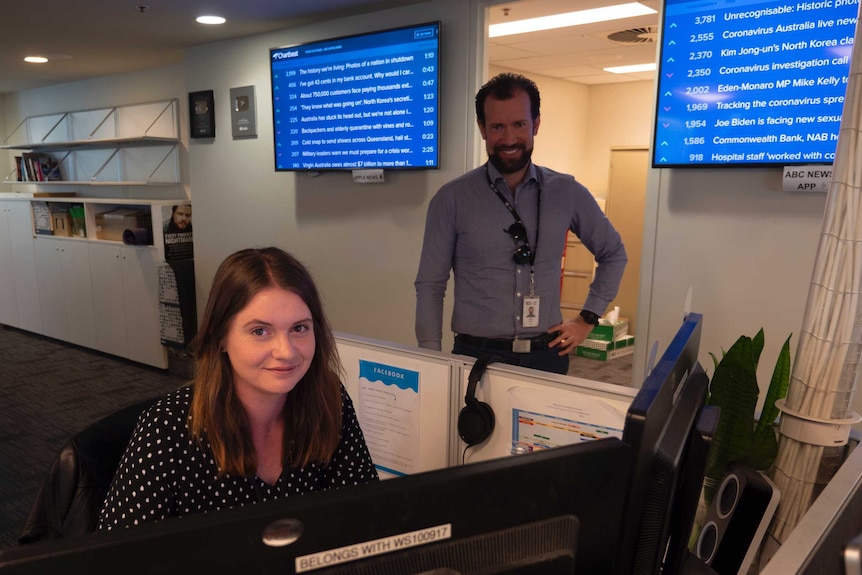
457;362;638;465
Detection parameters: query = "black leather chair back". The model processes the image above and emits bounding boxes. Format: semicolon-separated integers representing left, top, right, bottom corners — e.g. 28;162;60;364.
18;396;159;544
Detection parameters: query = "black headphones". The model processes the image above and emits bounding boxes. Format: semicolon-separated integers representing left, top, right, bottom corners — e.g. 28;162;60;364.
458;355;501;446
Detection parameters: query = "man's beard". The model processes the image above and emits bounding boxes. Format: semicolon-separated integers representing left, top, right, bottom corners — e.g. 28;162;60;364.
488;143;533;175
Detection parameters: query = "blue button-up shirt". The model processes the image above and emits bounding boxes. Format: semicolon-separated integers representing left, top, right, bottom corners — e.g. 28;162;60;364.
414;162;627;351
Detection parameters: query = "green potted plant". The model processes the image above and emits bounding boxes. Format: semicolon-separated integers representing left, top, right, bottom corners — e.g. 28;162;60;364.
692;329;791;542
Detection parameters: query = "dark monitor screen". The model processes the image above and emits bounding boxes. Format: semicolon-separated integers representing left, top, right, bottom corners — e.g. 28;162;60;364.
631;361;713;575
663;402;720;575
616;312;704;575
270;22;440;172
0;438;632;575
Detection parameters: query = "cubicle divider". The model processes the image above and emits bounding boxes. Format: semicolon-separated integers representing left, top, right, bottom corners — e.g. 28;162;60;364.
335;333;461;478
335;332;638;477
458;363;638;465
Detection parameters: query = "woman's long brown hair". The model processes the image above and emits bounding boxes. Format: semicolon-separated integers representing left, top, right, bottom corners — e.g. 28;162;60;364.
187;247;343;477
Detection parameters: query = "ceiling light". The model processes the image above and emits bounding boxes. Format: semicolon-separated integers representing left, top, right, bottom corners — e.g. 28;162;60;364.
604;63;657;74
24;56;49;64
196;15;226;25
489;3;657;38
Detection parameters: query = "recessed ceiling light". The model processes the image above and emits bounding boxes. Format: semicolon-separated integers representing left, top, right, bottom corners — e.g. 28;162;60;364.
24;54;71;64
196;15;226;25
489;2;657;37
604;63;657;74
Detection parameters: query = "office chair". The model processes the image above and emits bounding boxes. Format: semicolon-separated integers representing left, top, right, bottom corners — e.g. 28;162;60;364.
18;396;160;544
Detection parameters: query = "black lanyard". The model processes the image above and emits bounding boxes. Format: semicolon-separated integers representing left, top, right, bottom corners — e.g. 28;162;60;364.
485;165;541;267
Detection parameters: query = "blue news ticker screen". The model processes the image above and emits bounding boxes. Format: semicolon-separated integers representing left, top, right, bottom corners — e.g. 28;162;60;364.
270;22;440;171
653;0;857;167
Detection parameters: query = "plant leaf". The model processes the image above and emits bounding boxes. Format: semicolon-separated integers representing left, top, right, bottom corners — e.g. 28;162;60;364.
751;328;765;369
709;352;720;371
744;334;792;470
739;428;778;471
754;333;791;437
705;335;759;482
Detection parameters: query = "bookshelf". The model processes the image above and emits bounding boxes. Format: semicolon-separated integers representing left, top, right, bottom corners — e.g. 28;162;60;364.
1;100;180;186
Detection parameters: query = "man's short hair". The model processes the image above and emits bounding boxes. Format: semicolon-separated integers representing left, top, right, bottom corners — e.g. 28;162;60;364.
475;73;541;125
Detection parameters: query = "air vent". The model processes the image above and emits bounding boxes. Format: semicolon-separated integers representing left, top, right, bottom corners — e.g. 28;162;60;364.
606;26;657;44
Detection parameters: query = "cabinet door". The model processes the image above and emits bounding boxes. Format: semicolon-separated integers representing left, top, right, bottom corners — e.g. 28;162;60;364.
0;203;18;326
89;243;166;368
89;243;128;358
34;238;67;340
58;240;97;349
121;246;166;368
34;238;96;347
7;201;41;333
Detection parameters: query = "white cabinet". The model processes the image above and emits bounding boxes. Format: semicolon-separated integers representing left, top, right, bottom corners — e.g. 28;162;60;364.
0;200;41;332
89;243;165;368
0;203;18;326
34;237;97;348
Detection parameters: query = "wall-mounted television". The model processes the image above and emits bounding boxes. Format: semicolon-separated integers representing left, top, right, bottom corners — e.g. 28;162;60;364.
270;22;440;172
652;0;857;168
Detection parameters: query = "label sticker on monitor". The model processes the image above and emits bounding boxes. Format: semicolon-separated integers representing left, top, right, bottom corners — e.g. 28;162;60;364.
295;524;452;572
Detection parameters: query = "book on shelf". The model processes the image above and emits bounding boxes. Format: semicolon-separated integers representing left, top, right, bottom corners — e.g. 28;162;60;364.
31;202;53;235
17;153;61;182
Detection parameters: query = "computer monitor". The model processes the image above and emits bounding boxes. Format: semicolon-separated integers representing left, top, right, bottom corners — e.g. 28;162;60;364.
662;401;719;575
0;438;632;575
616;312;705;575
631;361;714;575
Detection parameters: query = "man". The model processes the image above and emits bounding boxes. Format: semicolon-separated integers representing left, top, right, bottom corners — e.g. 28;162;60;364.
414;73;627;375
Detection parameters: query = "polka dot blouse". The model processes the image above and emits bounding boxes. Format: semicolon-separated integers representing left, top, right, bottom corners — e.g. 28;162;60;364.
97;384;378;530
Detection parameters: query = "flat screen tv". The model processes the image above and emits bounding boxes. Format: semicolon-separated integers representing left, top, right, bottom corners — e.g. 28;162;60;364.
652;0;858;167
270;22;440;172
0;438;631;575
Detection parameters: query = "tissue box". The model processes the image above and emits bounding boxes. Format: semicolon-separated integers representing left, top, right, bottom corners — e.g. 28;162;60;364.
576;335;635;361
95;209;150;241
587;318;629;342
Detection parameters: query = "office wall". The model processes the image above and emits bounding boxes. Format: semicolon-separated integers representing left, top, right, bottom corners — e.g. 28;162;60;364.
0;102;7;182
636;169;828;412
583;81;655;197
182;0;470;351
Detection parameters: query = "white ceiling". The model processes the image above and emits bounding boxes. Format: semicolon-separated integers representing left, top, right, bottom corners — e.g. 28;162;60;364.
488;0;661;85
0;0;660;95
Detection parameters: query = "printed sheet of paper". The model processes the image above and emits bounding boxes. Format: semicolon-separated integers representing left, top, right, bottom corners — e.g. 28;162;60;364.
357;360;420;477
507;385;629;453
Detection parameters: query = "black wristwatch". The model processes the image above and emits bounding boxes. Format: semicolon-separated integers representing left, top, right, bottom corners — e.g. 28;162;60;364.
579;310;600;326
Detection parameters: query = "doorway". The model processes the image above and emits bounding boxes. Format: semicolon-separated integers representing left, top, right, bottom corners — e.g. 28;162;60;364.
606;148;648;333
476;0;654;362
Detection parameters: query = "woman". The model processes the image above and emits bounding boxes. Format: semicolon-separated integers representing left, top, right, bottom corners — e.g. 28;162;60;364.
98;247;378;530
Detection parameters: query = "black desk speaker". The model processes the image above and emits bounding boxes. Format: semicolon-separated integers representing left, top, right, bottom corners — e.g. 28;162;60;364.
694;463;779;575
